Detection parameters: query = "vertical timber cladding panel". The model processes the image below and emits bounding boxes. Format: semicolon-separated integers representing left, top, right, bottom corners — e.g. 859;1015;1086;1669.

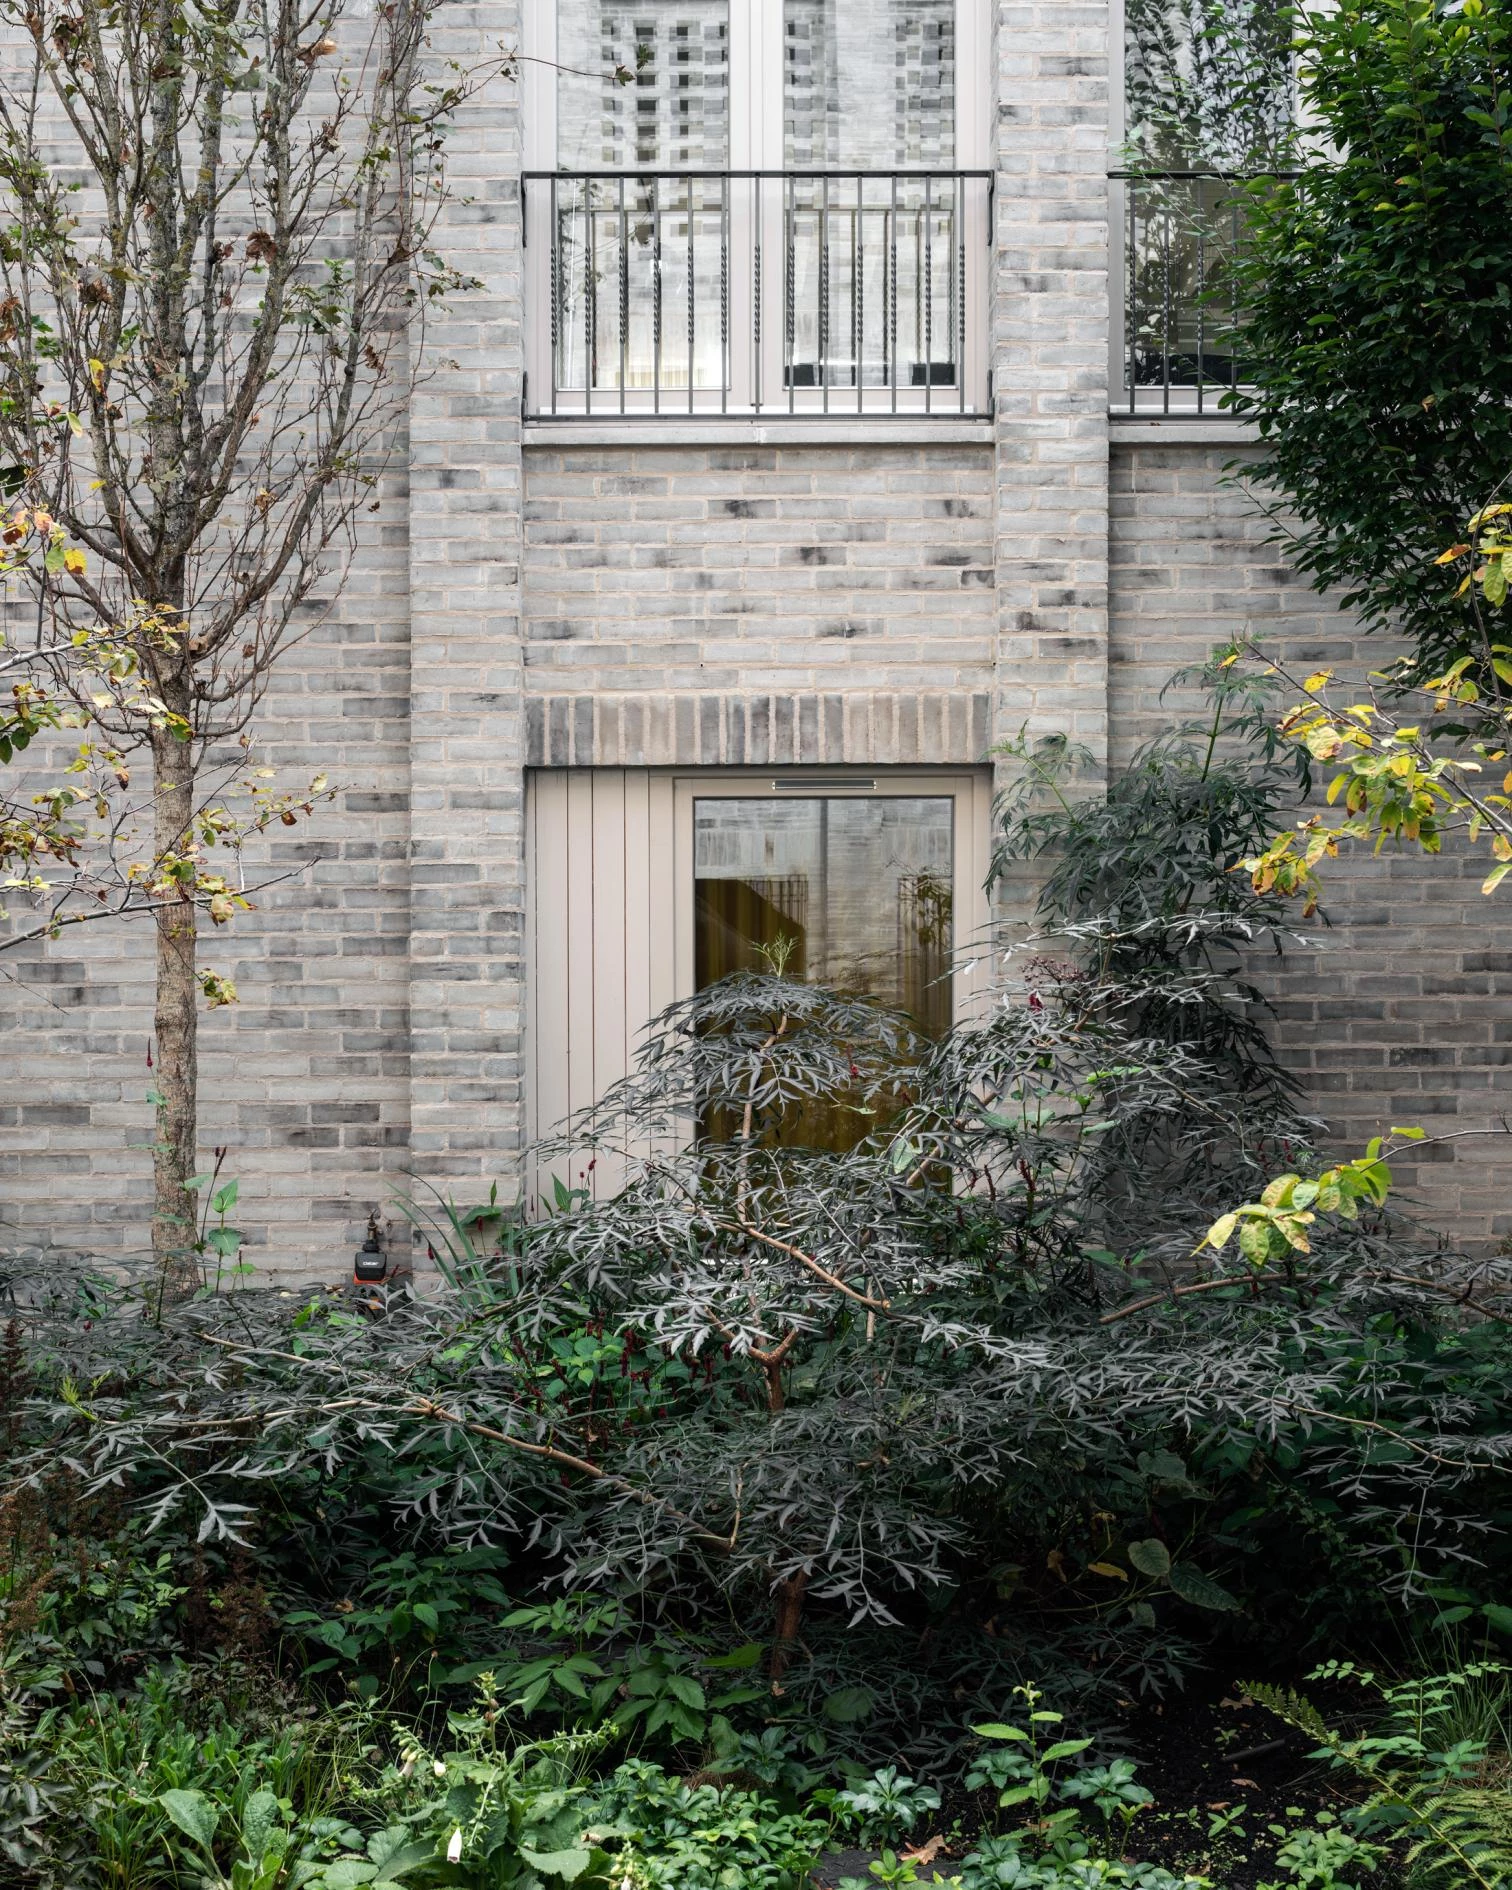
525;771;677;1203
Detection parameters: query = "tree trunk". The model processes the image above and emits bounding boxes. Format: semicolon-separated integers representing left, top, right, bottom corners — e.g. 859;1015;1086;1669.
150;712;200;1299
769;1569;808;1687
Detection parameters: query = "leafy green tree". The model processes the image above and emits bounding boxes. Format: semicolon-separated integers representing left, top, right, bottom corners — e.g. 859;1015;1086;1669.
989;655;1311;1105
1228;0;1512;682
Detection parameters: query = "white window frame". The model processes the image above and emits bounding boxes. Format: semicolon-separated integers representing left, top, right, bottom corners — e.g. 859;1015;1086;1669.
521;0;992;419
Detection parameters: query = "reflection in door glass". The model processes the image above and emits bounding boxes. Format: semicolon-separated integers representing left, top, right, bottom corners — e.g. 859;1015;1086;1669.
693;796;954;1038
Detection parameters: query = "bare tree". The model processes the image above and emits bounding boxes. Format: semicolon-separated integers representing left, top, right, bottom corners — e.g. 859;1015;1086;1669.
0;0;481;1290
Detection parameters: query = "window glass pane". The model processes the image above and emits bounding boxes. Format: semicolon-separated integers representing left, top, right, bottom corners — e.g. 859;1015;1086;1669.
558;2;729;169
694;796;954;1038
782;3;957;392
784;0;955;168
1123;0;1291;169
554;5;729;399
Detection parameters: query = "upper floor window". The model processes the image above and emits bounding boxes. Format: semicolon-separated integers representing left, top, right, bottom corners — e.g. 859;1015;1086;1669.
523;0;990;419
557;3;731;171
1113;0;1294;414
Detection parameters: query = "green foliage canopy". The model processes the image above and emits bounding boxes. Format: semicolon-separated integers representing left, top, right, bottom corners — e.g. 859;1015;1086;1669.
1229;0;1512;675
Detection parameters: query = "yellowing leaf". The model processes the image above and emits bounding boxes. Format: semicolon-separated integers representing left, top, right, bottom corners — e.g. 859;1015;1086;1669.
1203;1211;1238;1251
1260;1173;1300;1209
1087;1562;1129;1581
1434;543;1471;565
62;548;86;574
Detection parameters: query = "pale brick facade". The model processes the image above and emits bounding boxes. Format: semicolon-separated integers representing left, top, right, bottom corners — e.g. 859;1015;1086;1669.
0;0;1505;1268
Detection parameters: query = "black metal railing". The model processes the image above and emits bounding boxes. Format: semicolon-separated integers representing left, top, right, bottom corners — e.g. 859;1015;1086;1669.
523;169;992;419
1111;169;1294;416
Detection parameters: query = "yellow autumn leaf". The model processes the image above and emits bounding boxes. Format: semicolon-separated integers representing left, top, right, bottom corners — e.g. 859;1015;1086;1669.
1434;543;1471;565
62;548;86;574
1087;1562;1129;1581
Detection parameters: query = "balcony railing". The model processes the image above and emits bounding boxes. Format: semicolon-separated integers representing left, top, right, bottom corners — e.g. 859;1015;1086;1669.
522;169;992;420
1111;169;1294;416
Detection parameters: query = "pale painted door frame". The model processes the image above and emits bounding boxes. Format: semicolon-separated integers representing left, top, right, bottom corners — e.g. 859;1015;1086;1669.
524;766;994;1198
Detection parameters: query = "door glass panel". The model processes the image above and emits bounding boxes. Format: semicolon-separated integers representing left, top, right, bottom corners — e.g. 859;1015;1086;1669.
782;1;957;391
694;796;954;1038
555;3;729;397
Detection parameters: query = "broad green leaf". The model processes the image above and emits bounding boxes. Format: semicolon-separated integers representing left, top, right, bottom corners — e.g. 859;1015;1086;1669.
1238;1217;1273;1265
519;1848;598;1885
704;1642;764;1670
1127;1538;1172;1580
823;1685;875;1723
663;1673;705;1710
159;1789;220;1852
971;1723;1029;1742
240;1789;280;1861
1168;1562;1241;1613
373;1845;437;1886
553;1664;589;1700
366;1827;417;1868
315;1864;379;1889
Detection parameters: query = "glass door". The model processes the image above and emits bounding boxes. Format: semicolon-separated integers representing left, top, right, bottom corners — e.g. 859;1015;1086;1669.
674;771;992;1026
693;792;956;1036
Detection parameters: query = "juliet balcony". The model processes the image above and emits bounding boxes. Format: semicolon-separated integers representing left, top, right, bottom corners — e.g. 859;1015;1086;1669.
522;168;993;421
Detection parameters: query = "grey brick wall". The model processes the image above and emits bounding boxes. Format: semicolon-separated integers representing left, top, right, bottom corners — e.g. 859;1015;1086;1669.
522;444;997;713
0;502;415;1265
991;0;1111;760
405;0;526;1203
1111;442;1512;1244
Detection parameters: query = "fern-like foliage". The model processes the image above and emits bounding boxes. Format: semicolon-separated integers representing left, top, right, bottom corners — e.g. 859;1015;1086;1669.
1251;1663;1512;1890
